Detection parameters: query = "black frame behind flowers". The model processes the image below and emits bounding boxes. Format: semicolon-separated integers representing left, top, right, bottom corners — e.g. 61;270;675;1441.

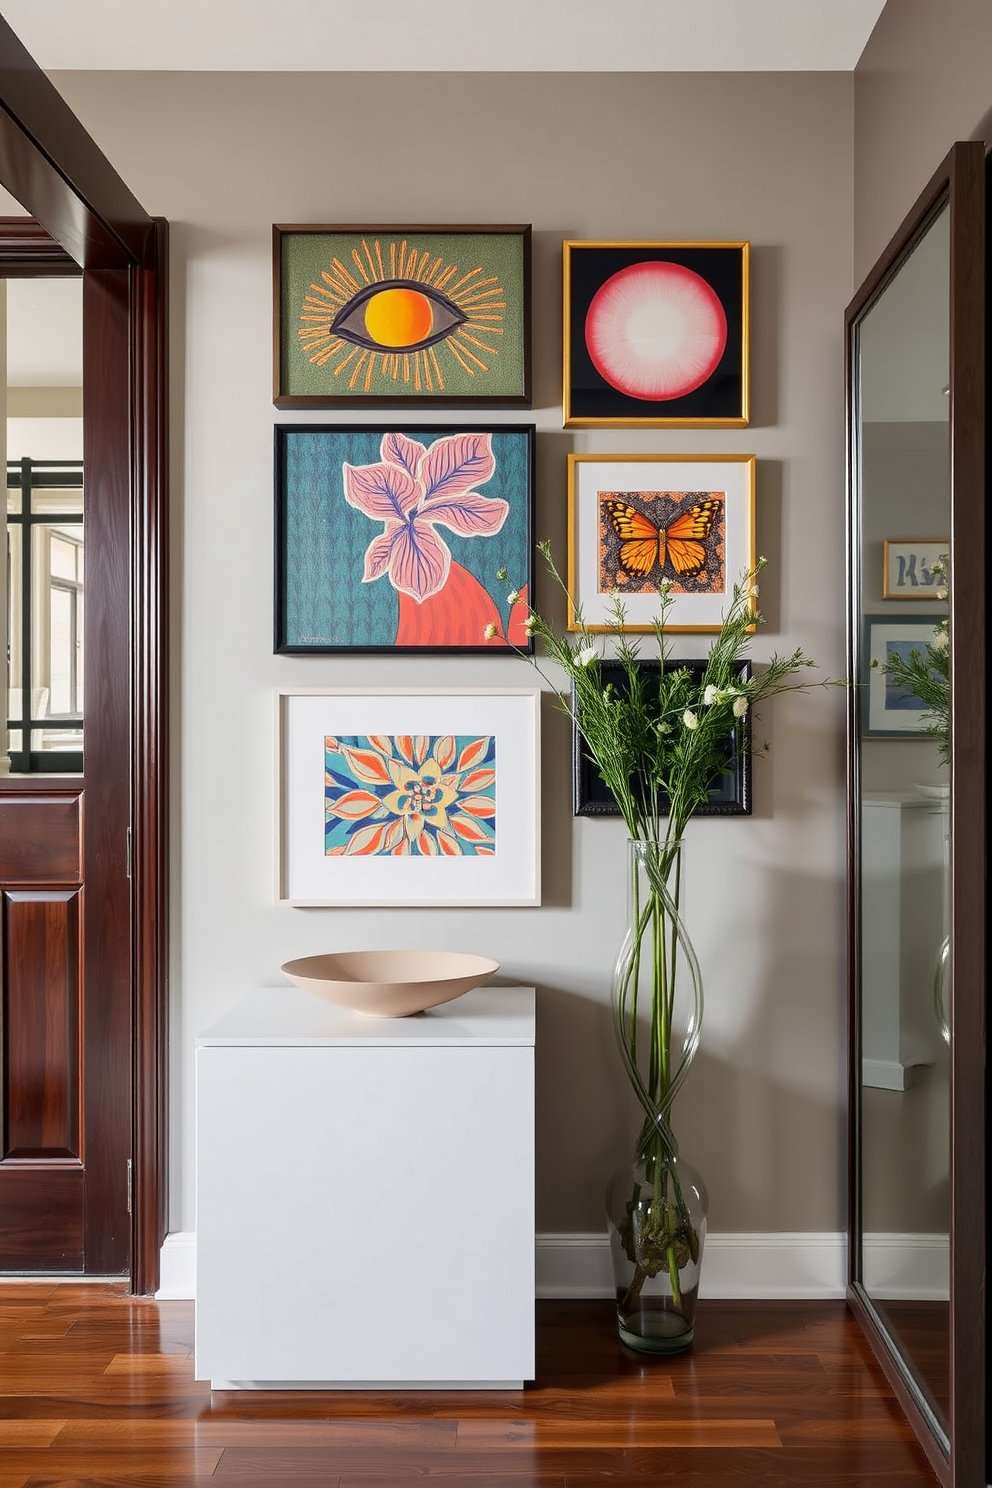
572;658;752;818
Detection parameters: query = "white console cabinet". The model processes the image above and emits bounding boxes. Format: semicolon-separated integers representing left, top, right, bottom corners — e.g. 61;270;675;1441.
195;985;535;1389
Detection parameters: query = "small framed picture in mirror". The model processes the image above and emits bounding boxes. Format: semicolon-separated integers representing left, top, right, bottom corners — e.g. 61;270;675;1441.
862;614;944;737
881;538;949;599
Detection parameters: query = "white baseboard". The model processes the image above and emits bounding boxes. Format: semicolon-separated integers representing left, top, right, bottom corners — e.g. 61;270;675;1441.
536;1231;847;1299
862;1232;949;1300
157;1230;847;1303
157;1231;197;1299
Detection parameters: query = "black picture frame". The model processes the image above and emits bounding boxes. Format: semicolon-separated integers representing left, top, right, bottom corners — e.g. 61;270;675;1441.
572;658;752;817
274;423;535;655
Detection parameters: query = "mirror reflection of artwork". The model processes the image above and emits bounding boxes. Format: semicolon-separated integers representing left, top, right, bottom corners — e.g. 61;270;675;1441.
882;538;949;598
863;615;944;736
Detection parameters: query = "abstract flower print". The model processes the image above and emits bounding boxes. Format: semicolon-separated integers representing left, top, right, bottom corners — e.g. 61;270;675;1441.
343;431;509;603
324;734;497;857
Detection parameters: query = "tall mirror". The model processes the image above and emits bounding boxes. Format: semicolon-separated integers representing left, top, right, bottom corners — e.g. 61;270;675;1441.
846;141;987;1488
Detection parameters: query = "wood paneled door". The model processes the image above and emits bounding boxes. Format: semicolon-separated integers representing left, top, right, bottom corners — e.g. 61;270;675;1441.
0;20;168;1290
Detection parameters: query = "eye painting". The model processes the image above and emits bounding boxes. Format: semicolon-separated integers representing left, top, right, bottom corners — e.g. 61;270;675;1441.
275;226;531;407
299;237;505;394
330;279;468;354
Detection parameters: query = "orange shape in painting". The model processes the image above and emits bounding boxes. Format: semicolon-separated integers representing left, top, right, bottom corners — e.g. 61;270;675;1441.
363;287;434;349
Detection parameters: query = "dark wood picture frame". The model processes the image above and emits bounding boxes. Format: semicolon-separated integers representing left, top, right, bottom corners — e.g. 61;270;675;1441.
572;658;752;817
273;223;532;408
274;424;535;655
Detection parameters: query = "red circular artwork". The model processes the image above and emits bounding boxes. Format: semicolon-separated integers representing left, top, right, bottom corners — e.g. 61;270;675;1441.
584;261;728;401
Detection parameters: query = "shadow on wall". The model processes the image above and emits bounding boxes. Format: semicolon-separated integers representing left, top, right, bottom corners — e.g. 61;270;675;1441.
676;856;845;1234
523;855;845;1238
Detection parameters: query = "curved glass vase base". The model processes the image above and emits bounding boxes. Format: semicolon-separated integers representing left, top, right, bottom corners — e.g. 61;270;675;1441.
607;1150;708;1356
618;1311;694;1356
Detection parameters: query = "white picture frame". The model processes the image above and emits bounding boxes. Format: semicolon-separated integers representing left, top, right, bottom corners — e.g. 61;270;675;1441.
862;615;940;737
881;538;949;599
566;452;756;633
277;688;541;906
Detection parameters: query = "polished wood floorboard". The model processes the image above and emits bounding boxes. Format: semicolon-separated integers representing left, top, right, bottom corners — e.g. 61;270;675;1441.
0;1284;938;1486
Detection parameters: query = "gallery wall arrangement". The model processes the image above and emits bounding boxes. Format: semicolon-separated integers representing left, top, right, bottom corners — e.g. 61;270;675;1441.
271;225;762;908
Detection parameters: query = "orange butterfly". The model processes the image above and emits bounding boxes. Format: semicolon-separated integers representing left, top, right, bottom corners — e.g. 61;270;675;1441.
603;497;720;580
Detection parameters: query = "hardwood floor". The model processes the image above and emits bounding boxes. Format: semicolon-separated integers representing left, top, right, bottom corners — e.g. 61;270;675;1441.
0;1283;938;1486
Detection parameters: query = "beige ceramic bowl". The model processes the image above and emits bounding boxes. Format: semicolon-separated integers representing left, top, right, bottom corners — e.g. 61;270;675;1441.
279;949;499;1018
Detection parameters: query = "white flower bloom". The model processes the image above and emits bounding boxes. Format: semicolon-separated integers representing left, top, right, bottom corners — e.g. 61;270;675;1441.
936;587;948;601
733;695;750;718
483;622;498;640
575;645;598;667
523;614;538;635
931;629;950;651
703;684;719;705
507;589;521;605
657;721;672;734
683;709;699;730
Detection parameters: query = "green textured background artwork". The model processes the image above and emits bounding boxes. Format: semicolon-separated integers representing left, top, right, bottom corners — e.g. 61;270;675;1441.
276;227;530;404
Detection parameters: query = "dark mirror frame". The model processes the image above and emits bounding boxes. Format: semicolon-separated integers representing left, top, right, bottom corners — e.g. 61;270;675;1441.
845;140;987;1488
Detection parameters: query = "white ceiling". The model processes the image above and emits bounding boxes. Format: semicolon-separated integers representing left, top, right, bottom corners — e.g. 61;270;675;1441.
1;0;889;391
5;279;82;388
0;0;888;73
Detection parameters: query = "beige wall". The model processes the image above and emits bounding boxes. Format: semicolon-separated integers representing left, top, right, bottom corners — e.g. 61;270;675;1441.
52;69;852;1240
854;0;992;284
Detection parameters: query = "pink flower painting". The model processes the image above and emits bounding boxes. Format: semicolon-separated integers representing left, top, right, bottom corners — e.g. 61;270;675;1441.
343;431;520;647
276;424;534;653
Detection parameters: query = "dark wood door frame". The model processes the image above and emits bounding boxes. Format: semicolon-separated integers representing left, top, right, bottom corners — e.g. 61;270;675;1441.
1;16;168;1294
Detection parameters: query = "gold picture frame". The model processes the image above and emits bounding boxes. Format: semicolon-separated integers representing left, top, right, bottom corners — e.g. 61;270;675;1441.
563;240;750;428
566;451;756;633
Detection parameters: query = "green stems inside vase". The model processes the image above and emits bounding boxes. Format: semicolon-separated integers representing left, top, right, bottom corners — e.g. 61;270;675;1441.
607;839;708;1353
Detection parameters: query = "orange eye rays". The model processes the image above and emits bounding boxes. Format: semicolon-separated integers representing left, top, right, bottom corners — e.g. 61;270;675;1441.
330;279;468;354
293;233;514;397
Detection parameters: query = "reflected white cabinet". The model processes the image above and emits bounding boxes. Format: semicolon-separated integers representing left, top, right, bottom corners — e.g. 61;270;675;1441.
195;985;535;1389
861;791;947;1090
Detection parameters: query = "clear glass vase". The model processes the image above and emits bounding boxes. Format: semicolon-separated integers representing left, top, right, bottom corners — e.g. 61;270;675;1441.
606;1147;708;1353
607;838;708;1354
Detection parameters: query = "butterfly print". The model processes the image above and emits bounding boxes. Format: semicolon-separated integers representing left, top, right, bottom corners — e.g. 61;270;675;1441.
603;496;720;580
